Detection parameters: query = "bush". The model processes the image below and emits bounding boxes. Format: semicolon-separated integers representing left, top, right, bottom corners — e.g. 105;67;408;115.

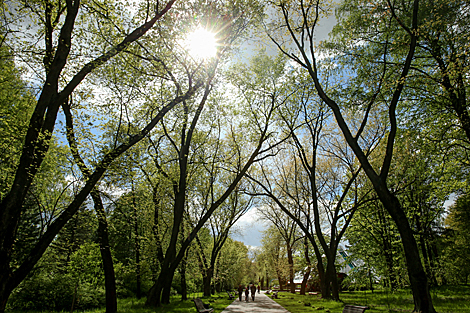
8;272;75;311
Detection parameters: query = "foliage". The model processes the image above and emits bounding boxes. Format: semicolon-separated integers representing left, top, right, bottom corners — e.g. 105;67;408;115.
8;242;107;311
0;47;35;198
439;193;470;284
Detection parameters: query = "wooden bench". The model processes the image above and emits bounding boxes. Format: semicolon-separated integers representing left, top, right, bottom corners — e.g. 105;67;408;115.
192;298;214;313
226;290;235;300
343;305;369;313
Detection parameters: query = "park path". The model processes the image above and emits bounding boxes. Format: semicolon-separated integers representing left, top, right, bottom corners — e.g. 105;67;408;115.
221;291;290;313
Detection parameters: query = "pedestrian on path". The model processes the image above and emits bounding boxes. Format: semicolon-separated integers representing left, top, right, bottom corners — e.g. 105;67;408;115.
220;289;290;313
250;284;256;301
257;284;260;294
237;284;243;301
244;286;249;302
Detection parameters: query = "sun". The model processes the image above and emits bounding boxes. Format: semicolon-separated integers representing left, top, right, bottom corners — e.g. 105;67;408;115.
185;27;218;60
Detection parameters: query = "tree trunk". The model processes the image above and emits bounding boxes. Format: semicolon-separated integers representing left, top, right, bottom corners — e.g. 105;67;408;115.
383;243;397;290
326;255;339;301
161;269;176;304
300;266;311;296
316;261;329;299
146;282;162;307
92;191;117;313
132;191;141;299
203;267;214;297
379;208;397;290
300;239;311;296
287;247;295;293
0;278;14;313
383;195;435;312
180;257;188;301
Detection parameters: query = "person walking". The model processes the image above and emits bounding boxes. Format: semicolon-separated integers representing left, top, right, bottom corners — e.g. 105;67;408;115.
237;284;243;301
250;283;256;301
244;286;249;302
257;284;260;294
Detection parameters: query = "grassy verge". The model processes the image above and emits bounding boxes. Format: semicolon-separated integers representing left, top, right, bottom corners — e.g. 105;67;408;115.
269;285;470;313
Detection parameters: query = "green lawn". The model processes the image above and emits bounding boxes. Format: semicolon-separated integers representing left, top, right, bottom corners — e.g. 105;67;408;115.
87;293;234;313
269;285;470;313
7;286;469;312
7;292;234;313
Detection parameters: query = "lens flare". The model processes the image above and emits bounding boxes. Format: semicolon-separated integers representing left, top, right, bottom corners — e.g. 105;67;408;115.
185;27;218;59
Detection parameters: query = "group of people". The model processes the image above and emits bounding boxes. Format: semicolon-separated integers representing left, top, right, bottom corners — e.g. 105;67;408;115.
237;283;260;302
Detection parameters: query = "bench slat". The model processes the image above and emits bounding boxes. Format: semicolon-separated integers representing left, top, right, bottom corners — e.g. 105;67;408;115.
343;305;369;313
192;299;214;313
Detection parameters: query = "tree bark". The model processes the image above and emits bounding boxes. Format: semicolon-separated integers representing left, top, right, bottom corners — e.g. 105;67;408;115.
287;246;295;293
203;267;214;297
300;239;311;296
92;191;117;313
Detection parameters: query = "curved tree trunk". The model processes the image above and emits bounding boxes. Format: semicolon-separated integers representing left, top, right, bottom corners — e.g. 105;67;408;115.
300;266;311;295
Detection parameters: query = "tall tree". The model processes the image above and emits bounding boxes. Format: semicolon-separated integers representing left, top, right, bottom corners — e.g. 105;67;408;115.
145;42;283;306
258;204;301;294
246;57;369;299
260;226;290;290
266;0;436;310
195;185;254;296
0;0;210;310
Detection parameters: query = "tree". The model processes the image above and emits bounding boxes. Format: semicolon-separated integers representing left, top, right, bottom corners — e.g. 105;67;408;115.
258;203;301;294
346;198;407;290
0;0;210;310
0;46;35;199
441;193;470;284
145;37;284;306
260;226;290;290
216;238;251;290
267;0;436;310
195;185;254;296
246;56;369;299
63;100;118;312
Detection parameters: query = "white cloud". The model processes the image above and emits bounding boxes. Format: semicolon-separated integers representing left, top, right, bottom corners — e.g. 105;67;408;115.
232;207;266;248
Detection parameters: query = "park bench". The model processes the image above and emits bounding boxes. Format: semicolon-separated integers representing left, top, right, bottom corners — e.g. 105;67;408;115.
343;305;369;313
226;290;235;300
192;298;214;313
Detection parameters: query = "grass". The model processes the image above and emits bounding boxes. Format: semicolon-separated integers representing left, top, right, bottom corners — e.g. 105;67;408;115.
7;292;234;313
8;286;469;312
99;293;233;313
269;285;470;313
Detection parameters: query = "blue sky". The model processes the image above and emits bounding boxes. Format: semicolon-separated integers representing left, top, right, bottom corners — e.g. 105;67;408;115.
231;13;337;249
232;207;265;247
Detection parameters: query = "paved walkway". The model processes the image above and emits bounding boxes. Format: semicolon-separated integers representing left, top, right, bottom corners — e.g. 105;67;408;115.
221;292;290;312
